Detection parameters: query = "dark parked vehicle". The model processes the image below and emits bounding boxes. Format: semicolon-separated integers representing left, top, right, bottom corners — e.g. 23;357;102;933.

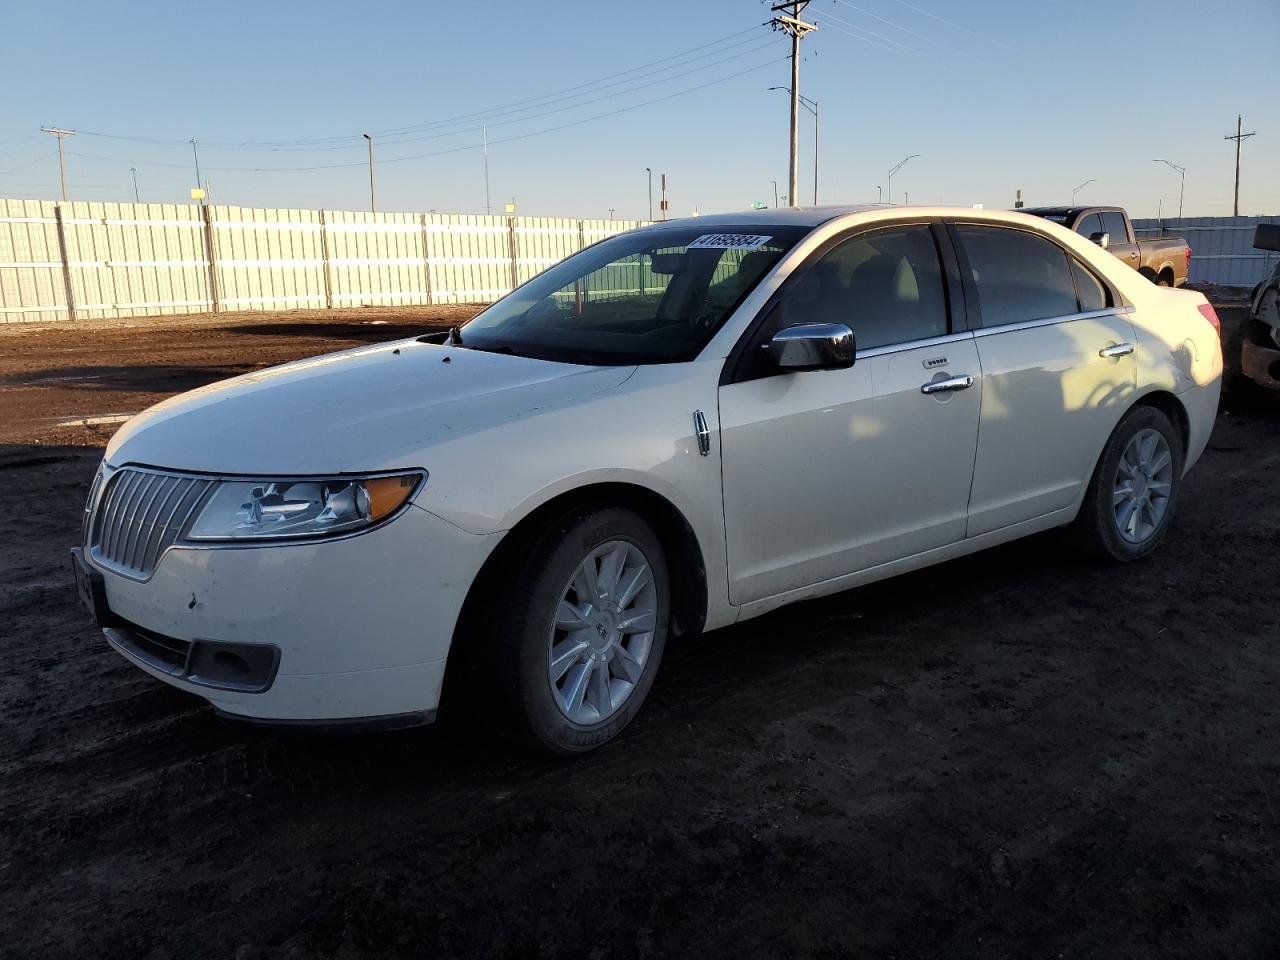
1021;205;1190;287
1241;223;1280;391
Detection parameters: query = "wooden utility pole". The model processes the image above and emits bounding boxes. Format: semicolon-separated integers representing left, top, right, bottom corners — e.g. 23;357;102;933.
363;134;376;213
769;2;817;209
40;127;75;201
1224;114;1255;217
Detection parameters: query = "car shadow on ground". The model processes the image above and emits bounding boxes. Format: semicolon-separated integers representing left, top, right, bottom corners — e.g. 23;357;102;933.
1;364;258;394
213;320;451;343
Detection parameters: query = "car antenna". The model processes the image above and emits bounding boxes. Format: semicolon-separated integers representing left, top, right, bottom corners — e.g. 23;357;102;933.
446;325;463;346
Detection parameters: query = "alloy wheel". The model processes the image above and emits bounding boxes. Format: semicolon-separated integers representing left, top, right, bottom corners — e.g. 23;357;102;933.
547;540;658;725
1112;428;1173;543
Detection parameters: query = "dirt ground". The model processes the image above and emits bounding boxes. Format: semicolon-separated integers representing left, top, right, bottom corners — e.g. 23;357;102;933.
1;306;1278;959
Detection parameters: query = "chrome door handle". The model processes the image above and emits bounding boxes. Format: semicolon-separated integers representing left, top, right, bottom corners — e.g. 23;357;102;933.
920;374;974;395
1099;342;1134;358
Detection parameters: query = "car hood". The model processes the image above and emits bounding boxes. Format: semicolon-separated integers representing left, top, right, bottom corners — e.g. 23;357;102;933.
106;340;636;474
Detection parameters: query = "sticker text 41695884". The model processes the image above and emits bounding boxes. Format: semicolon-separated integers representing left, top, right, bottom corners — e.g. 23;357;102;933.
686;234;773;250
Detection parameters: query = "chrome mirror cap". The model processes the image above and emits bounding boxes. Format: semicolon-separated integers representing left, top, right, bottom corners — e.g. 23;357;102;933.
762;322;855;371
1089;231;1111;249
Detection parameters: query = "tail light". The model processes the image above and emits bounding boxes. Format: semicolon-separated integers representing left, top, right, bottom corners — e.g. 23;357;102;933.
1197;303;1220;336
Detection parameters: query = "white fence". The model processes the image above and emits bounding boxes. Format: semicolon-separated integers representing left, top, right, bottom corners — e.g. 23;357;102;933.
0;198;647;323
1132;215;1280;287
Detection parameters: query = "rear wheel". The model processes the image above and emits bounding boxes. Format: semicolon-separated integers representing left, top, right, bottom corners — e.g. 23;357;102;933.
484;506;669;754
1072;405;1184;561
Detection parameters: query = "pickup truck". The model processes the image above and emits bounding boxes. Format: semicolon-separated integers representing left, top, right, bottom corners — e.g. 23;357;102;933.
1021;205;1190;287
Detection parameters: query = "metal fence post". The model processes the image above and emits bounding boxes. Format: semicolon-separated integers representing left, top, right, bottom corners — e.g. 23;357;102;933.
317;209;334;309
508;215;519;292
419;213;433;305
200;203;220;313
578;219;586;253
52;204;77;322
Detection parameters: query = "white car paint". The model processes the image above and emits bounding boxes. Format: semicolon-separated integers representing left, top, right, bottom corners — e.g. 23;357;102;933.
84;205;1222;725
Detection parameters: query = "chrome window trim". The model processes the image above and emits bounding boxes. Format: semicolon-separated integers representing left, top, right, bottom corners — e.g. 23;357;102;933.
970;307;1134;339
86;464;429;583
854;330;975;360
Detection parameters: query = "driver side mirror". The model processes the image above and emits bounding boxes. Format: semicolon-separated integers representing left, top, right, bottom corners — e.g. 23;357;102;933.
1089;231;1110;250
762;322;855;371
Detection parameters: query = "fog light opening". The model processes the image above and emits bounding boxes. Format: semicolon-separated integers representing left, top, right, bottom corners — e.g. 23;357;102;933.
211;650;250;678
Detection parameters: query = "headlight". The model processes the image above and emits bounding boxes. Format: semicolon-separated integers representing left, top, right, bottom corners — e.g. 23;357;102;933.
186;472;423;542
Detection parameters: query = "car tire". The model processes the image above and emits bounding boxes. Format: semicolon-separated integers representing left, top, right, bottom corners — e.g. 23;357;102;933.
482;506;670;755
1072;404;1184;562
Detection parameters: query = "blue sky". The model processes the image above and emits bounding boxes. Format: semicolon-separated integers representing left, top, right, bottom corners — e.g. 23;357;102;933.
2;0;1277;219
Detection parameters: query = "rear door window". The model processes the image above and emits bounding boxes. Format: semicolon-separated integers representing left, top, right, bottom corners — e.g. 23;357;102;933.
955;225;1079;327
1074;213;1102;238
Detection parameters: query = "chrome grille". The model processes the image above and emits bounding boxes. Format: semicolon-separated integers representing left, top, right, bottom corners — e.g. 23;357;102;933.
90;468;214;578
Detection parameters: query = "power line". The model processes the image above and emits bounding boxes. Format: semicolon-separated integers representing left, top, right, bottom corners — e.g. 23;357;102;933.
819;8;922;54
885;0;1015;50
816;19;907;55
71;27;768;152
173;38;779;155
66;57;788;175
830;0;973;57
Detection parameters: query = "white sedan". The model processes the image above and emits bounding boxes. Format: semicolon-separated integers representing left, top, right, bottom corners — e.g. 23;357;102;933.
72;206;1223;753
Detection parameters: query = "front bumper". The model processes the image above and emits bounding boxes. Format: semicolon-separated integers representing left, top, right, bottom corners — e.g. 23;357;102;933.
83;504;499;723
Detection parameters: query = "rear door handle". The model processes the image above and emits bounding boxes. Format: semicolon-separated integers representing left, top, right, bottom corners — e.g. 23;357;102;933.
920;374;974;395
1099;342;1134;359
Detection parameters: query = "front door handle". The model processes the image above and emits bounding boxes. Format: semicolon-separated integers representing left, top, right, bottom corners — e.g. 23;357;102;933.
1099;342;1135;359
920;374;974;395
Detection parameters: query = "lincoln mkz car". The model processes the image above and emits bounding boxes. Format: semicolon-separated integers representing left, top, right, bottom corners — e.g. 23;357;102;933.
72;206;1223;753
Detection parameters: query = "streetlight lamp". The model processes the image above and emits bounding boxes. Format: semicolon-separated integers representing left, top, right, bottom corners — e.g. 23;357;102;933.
1071;178;1096;204
887;155;918;207
1152;160;1185;220
768;87;819;205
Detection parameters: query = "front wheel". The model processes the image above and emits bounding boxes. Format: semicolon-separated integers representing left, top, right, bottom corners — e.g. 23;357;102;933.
489;507;669;755
1072;405;1184;561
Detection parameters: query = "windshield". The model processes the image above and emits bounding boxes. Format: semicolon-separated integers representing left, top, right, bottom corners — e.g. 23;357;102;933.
458;224;809;365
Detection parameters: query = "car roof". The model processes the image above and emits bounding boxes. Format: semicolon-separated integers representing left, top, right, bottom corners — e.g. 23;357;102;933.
651;204;888;229
1020;205;1120;217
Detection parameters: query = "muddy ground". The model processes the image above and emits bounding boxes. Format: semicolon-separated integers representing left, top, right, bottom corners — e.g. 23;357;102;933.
0;307;1277;959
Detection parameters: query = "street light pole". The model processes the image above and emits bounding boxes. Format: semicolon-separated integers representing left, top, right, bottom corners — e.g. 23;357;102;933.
483;126;491;216
645;167;653;221
130;167;139;203
772;180;779;208
886;155;918;207
1071;178;1096;203
363;134;376;213
189;138;204;205
1152;160;1185;220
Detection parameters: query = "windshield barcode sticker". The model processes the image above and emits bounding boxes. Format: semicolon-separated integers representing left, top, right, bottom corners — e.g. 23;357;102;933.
687;234;773;250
